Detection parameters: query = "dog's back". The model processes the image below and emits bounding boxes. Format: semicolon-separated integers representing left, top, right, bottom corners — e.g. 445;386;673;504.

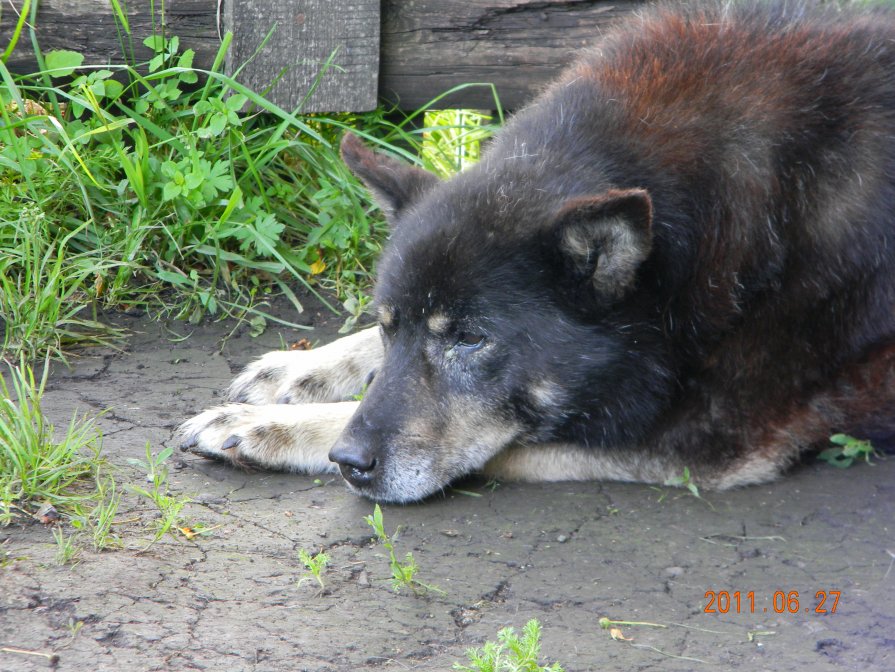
461;1;895;482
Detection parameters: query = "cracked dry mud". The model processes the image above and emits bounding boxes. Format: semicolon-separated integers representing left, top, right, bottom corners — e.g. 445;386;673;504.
2;298;893;672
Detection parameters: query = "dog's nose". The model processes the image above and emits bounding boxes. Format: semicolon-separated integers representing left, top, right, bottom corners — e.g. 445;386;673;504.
329;441;377;487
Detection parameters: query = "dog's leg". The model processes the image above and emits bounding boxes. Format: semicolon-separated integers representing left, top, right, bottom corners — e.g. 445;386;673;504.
178;328;380;472
227;327;383;405
178;401;358;473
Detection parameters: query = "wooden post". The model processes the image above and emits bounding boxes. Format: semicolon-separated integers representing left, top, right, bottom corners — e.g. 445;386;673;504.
223;0;380;113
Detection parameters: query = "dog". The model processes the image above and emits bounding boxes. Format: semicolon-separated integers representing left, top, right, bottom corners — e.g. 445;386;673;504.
179;0;895;503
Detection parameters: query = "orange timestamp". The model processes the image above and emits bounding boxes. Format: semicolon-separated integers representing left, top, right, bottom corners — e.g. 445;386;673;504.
704;590;841;614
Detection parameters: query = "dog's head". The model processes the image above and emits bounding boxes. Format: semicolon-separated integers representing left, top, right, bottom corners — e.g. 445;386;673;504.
329;133;666;502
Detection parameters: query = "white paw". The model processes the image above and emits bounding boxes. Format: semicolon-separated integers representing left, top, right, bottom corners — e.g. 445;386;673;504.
177;402;358;473
227;328;383;405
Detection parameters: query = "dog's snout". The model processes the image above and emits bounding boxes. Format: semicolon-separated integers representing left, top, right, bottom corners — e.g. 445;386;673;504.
329;440;377;487
329;443;375;471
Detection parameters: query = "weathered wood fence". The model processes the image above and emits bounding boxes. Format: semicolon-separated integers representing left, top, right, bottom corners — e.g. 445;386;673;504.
1;0;645;111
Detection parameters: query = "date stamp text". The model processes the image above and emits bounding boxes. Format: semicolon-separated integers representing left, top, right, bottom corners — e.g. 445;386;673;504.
704;590;841;614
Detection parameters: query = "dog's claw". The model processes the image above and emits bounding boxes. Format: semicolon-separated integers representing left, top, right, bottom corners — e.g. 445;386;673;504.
221;435;240;451
180;437;197;451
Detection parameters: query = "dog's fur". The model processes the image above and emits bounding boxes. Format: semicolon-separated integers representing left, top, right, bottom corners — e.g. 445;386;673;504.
180;1;895;503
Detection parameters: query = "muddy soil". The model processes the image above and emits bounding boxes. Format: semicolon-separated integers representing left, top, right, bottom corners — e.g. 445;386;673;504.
2;296;893;671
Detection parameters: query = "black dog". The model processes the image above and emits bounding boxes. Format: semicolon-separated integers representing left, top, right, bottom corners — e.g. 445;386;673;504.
180;1;895;502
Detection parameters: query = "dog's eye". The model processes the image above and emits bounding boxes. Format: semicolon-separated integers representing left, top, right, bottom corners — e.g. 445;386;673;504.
456;332;486;350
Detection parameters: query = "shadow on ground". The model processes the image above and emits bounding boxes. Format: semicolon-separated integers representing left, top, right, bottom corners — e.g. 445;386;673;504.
2;299;893;671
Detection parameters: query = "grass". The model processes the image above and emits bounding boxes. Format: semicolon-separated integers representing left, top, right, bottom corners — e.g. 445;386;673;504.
76;474;123;552
1;18;497;362
0;211;125;362
453;620;564;672
52;526;80;565
0;359;106;524
0;358;186;557
0;357;124;559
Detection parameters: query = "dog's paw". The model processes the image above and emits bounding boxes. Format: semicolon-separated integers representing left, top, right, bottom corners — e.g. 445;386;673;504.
177;402;358;473
227;328;383;405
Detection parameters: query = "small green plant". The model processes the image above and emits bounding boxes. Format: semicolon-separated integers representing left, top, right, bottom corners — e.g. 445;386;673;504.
818;434;878;468
453;619;564;672
664;467;701;498
339;289;374;335
364;504;444;596
126;444;191;547
66;618;85;640
297;548;330;591
75;475;122;552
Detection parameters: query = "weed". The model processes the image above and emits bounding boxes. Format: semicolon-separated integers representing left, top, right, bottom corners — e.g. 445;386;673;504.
818;434;878;468
126;443;191;547
364;504;445;596
663;467;701;498
339;289;374;334
453;619;564;672
0;359;106;523
66;618;85;640
0;211;124;362
297;548;329;591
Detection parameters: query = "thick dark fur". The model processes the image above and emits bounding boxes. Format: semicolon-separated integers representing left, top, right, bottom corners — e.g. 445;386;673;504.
181;1;895;503
332;0;895;500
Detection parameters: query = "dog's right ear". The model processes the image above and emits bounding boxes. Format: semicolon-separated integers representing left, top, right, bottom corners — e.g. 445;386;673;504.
340;133;440;220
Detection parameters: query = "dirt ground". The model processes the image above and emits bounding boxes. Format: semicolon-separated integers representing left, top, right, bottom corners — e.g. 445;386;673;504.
1;297;893;672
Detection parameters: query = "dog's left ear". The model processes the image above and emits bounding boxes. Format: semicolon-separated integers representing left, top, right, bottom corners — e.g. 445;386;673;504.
553;188;653;301
341;132;440;220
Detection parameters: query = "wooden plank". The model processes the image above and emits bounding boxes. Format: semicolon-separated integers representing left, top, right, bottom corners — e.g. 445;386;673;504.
223;0;380;112
0;0;221;75
1;0;646;111
379;0;645;110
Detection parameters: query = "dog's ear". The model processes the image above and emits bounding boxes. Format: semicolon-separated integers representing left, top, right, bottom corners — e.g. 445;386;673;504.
340;132;440;220
553;188;653;300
